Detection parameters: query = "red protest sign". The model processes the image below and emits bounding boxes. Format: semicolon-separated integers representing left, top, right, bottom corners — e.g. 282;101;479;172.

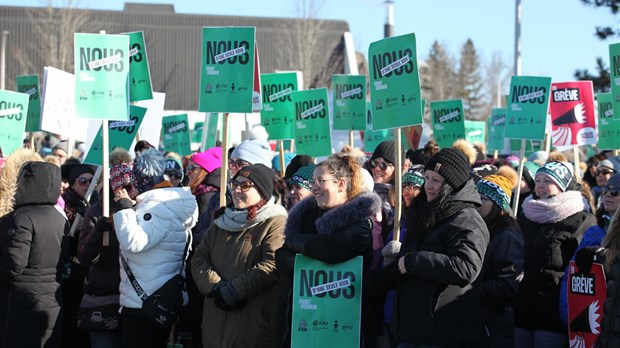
550;81;596;146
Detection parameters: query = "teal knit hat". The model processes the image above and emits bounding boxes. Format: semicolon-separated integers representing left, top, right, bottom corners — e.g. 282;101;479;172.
402;167;425;188
536;161;574;192
291;164;317;191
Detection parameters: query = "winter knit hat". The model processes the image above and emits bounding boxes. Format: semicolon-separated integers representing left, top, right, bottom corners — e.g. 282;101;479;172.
607;173;620;188
370;140;404;165
284;155;314;180
477;174;514;212
110;163;133;192
132;148;165;193
425;148;471;190
231;139;273;168
164;158;184;181
290;164;316;191
68;164;94;185
522;161;542;191
272;152;296;173
504;155;520;169
598;159;617;173
535;161;574;192
403;166;425;188
191;147;222;173
233;163;274;200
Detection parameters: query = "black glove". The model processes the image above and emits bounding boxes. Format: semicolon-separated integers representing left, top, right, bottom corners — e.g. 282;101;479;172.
364;261;401;295
207;282;245;311
575;247;607;274
95;216;114;233
116;198;134;210
284;234;312;254
76;200;89;216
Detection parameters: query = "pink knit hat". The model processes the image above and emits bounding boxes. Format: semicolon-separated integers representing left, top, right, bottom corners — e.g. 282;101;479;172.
191;147;222;173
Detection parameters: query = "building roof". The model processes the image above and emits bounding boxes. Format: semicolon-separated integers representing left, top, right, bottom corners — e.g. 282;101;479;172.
1;4;349;110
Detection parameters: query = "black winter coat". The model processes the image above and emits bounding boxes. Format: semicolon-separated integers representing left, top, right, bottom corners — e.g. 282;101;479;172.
396;180;490;347
77;202;120;296
0;162;68;348
515;194;595;334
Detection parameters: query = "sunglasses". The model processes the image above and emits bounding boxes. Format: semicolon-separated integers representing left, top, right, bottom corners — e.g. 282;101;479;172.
603;186;620;197
369;160;394;171
186;164;200;173
229;180;255;192
228;159;251;170
597;170;615;176
76;177;92;186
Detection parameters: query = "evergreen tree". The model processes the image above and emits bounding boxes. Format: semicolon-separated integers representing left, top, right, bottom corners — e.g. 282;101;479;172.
456;39;485;120
426;41;457;102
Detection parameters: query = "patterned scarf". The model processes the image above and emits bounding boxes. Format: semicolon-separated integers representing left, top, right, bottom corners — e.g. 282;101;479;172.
194;184;219;197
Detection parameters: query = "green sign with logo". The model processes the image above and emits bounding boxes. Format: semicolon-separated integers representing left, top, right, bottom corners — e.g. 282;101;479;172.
260;72;297;139
368;33;423;130
291;254;362;348
430;99;466;148
597;93;620;150
199;27;255;112
292;88;332;157
0;90;29;155
203;113;219;149
332;74;366;131
465;120;486;145
609;43;620;120
162;114;191;156
83;105;147;165
505;76;551;140
125;31;153;102
192;121;204;143
74;33;130;120
16;74;41;132
487;108;506;152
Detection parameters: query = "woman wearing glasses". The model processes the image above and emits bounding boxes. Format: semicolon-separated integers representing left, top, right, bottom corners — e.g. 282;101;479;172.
514;161;596;348
191;164;287;348
275;153;381;346
559;172;620;328
593;160;618;205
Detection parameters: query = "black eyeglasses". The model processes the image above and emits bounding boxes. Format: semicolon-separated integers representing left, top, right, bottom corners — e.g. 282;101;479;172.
186;164;200;173
603;186;620;197
369;160;394;171
76;177;92;185
229;180;255;192
597;170;615;176
228;159;251;170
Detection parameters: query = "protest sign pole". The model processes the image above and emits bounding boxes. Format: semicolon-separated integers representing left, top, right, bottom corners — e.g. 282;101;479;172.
393;128;403;242
200;113;208;151
278;140;285;177
349;130;354;148
573;145;581;180
219;112;230;208
512;139;526;216
98;29;110;218
494;150;498;159
615;150;619;156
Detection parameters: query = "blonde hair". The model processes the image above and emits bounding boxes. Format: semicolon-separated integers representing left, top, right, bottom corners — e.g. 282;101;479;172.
317;153;365;200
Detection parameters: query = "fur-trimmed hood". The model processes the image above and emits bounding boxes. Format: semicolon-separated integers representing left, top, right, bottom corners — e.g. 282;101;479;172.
0;149;43;217
285;192;381;237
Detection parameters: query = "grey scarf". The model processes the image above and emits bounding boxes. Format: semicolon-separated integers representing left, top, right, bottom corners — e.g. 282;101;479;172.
214;197;288;232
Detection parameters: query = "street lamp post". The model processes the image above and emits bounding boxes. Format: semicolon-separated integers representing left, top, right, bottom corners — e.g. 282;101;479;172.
1;30;9;90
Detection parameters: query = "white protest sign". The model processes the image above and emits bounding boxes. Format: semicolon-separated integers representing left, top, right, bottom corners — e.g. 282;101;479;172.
129;92;166;152
40;66;90;141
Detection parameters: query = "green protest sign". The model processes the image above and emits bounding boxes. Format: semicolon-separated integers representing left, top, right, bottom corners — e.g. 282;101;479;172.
260;72;297;139
509;139;543;156
199;27;255;113
364;102;393;153
0;90;29;155
83;105;147;165
162;114;191;156
465;120;486;145
505;76;551;140
192;121;204;143
597;93;620;150
332;74;366;131
368;33;423;130
203;113;219;149
16;74;41;132
610;43;620;120
125;31;153;102
487;108;506;152
291;255;362;348
74;33;130;120
430;99;466;148
292;88;332;157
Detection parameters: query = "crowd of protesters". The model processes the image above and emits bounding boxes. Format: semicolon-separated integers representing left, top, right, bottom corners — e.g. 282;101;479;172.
6;127;620;348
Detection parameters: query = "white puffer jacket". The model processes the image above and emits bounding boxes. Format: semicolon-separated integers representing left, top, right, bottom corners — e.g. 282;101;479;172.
114;187;198;309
